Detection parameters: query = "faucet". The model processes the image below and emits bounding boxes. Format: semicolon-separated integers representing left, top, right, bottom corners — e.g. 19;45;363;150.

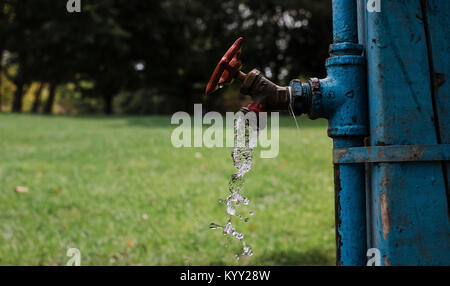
205;37;293;113
205;1;368;266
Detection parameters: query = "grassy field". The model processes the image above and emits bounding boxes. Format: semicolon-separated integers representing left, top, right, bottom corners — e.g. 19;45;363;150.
0;113;335;265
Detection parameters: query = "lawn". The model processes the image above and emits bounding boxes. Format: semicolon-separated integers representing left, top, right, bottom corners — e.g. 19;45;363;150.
0;113;335;265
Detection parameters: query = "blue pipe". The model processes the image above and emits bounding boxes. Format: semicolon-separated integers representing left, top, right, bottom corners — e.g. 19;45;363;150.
291;0;368;265
332;138;367;266
332;0;358;43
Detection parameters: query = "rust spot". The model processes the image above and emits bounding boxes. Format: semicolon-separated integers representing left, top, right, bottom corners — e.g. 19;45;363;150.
377;147;384;161
377;64;382;69
384;255;391;266
381;177;388;187
411;145;424;160
376;141;387;146
327;128;335;137
380;194;390;241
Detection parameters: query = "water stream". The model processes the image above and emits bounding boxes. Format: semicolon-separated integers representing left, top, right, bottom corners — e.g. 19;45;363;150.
209;109;258;259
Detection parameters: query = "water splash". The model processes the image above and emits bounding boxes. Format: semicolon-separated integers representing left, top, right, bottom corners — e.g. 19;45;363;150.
210;108;258;259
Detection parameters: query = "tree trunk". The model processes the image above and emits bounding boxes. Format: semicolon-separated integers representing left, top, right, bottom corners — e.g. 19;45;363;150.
104;94;113;115
12;81;24;113
43;83;56;114
31;82;44;113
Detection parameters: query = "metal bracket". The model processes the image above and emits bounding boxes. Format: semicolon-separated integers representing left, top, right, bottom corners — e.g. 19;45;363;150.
333;144;450;164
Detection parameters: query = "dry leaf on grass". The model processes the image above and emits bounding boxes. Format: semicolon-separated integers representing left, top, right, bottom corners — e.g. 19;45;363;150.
15;186;29;193
126;240;134;248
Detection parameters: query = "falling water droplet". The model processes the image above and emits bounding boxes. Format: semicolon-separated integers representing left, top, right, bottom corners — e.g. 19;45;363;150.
226;203;236;216
210;109;259;258
243;246;253;256
209;222;223;230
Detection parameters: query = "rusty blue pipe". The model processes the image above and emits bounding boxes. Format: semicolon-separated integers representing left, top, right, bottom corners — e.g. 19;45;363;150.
282;0;450;265
209;0;450;266
291;0;368;265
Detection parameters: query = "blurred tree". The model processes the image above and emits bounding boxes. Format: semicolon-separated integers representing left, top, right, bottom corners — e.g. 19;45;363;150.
73;0;142;114
127;0;331;114
0;7;4;111
31;82;44;113
114;0;331;114
0;0;331;114
2;0;34;112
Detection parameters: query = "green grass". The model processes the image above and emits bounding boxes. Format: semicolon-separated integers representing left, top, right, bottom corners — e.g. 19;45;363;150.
0;113;335;265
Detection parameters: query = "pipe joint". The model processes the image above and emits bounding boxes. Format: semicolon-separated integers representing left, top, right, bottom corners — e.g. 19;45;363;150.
291;42;367;138
289;79;311;116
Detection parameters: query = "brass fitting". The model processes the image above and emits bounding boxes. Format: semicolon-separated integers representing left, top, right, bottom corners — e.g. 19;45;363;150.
239;69;291;112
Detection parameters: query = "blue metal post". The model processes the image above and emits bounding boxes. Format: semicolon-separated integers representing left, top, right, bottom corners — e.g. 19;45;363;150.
291;0;450;265
363;0;450;265
292;0;368;265
327;0;368;264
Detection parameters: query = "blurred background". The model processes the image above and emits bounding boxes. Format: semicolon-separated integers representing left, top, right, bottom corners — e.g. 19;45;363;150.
0;0;331;115
0;0;336;265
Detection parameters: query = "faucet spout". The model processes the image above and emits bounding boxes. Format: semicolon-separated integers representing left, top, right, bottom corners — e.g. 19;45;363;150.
238;69;291;112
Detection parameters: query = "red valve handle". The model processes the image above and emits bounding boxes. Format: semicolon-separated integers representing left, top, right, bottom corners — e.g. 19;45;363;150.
205;37;243;95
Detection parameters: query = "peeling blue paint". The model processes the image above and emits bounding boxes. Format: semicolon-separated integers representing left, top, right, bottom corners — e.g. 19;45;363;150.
291;0;450;265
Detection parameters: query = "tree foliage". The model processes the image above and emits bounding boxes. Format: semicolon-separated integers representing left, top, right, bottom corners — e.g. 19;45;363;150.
0;0;331;114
